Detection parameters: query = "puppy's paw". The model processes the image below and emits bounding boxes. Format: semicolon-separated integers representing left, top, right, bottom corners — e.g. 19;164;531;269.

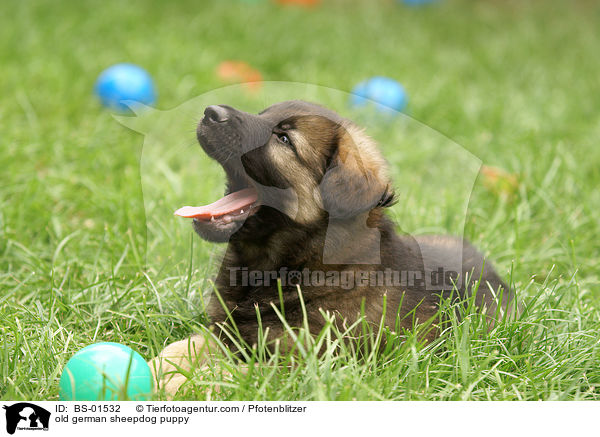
148;334;217;398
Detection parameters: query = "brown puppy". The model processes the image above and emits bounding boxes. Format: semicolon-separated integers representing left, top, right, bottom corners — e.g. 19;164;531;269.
150;101;511;395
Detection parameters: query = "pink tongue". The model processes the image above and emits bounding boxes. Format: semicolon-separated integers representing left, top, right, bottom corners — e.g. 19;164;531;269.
174;188;258;219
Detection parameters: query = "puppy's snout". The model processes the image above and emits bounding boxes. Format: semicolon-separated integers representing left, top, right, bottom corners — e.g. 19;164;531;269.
204;105;229;123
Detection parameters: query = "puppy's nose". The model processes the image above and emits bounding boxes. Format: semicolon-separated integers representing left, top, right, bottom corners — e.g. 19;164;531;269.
204;105;229;123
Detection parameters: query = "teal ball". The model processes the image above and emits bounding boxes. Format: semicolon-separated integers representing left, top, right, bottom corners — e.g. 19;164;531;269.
59;342;153;401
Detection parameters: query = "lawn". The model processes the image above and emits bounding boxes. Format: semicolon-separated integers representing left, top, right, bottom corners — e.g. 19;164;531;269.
1;0;599;400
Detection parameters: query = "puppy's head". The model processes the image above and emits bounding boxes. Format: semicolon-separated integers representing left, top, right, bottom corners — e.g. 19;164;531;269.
181;100;394;242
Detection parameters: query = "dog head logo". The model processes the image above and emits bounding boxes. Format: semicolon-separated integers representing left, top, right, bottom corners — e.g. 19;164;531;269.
3;403;50;435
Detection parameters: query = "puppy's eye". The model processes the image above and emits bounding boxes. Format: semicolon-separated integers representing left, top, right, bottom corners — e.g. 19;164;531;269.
277;133;292;146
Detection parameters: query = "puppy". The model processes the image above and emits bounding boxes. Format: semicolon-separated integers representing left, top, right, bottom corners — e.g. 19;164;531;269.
149;100;511;395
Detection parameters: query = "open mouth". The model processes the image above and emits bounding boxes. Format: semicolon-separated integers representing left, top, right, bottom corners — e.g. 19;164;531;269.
174;187;260;225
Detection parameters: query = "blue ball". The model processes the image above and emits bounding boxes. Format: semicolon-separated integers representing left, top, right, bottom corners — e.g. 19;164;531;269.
95;63;156;112
401;0;438;5
351;76;408;114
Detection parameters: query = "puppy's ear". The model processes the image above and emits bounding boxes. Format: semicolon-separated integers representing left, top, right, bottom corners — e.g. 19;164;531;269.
319;126;394;219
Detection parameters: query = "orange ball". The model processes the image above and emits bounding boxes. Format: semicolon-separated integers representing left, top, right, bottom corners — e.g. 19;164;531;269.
216;61;262;93
275;0;321;6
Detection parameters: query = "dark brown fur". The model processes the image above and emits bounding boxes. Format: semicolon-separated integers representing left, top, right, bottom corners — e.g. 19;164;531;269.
193;101;511;348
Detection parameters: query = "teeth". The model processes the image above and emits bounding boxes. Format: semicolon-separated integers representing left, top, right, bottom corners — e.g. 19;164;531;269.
210;216;216;222
240;209;244;214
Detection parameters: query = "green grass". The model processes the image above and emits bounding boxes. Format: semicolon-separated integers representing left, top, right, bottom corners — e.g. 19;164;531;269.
2;0;600;400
